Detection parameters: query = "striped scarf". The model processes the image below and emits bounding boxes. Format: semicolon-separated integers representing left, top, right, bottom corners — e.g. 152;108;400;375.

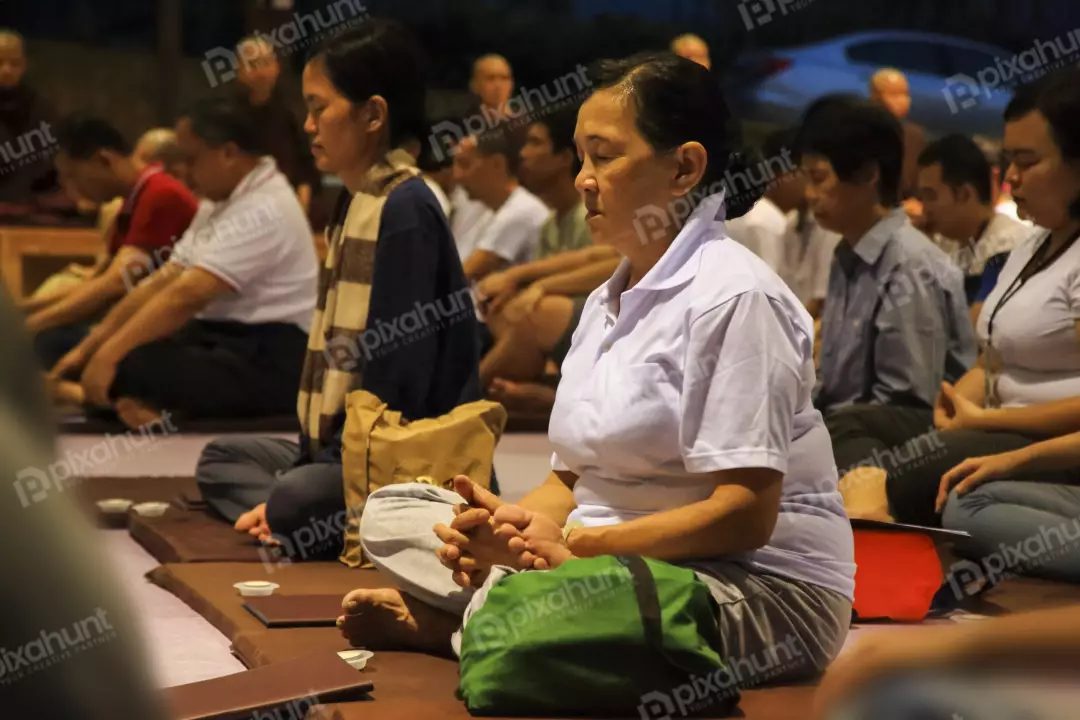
297;149;420;456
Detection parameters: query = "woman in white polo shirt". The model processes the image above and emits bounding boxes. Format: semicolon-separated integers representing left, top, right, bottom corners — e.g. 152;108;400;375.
339;53;854;686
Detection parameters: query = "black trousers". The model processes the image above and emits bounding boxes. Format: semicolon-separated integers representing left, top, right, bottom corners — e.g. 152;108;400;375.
110;319;307;420
34;323;91;370
825;404;1039;527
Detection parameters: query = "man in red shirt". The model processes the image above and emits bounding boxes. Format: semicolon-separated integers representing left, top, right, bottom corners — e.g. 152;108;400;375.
27;114;198;369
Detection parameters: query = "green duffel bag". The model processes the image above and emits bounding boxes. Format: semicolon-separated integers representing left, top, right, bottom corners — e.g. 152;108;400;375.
457;555;741;717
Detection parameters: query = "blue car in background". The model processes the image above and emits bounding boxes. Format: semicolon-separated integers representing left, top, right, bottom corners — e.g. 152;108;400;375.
727;31;1020;138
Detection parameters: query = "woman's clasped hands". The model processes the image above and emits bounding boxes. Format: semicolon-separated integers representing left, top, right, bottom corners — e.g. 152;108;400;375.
434;475;575;589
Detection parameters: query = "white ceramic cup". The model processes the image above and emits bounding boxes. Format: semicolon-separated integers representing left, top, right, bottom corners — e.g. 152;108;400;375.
337;649;374;670
233;581;279;597
97;498;134;514
131;501;170;517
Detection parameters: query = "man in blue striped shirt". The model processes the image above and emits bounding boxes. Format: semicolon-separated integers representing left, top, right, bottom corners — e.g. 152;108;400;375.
801;101;976;413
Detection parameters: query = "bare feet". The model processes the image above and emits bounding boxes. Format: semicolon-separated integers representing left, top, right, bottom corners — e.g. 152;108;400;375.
115;397;164;431
487;378;556;413
337;588;460;656
234;503;275;544
838;467;896;523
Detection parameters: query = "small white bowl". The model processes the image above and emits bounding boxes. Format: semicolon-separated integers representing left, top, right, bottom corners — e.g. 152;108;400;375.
337;649;374;670
233;581;279;597
97;498;134;514
131;501;170;517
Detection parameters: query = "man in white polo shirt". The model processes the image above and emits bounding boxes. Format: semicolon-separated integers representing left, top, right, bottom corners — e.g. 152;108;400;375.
50;96;318;429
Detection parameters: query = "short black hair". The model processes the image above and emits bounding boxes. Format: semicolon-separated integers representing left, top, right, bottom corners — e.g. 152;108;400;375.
54;113;131;160
590;52;761;219
761;126;799;169
1005;67;1080;216
182;96;264;154
793;93;863;163
917;134;993;204
799;100;903;207
475;126;524;176
530;104;581;174
309;18;427;150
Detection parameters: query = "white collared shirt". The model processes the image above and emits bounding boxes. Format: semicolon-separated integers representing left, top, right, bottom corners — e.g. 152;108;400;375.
170;157;318;331
778;210;841;305
934;212;1033;276
725;196;787;272
550;194;855;600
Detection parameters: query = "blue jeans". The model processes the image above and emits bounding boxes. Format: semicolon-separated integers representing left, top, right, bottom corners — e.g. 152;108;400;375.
942;480;1080;583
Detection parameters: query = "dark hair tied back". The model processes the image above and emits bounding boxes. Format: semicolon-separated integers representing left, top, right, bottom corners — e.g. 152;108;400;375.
591;52;765;220
310;18;427;151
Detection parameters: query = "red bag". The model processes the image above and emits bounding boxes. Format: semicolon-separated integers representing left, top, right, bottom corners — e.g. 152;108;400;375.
852;528;943;622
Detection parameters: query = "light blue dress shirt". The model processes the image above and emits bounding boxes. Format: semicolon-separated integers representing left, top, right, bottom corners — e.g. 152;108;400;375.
816;209;977;411
549;194;856;601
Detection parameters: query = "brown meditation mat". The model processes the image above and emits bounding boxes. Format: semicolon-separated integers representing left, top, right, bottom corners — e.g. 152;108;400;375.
70;475;200;528
163;650;373;720
146;562;388;642
243;594;346;628
307;667;815;720
130;506;266;563
232;626;350;669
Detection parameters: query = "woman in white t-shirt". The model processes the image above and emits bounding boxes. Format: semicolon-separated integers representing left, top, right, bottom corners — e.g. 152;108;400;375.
929;68;1080;582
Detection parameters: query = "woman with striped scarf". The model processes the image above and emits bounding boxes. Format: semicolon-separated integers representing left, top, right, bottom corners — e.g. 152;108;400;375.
196;19;483;561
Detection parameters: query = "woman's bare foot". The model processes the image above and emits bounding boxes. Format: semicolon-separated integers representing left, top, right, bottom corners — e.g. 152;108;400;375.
337;588;461;656
488;379;556;413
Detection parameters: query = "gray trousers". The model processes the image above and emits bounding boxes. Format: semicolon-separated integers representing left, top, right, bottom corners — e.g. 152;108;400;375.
196;437;346;561
360;484;853;687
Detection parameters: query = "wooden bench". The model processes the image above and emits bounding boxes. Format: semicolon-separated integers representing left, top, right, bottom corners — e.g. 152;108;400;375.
0;226;102;299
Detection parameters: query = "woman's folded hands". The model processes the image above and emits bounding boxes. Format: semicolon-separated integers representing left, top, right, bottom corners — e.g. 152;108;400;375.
434;475;575;589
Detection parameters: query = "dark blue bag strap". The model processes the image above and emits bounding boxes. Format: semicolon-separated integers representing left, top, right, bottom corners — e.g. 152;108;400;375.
620;555;666;652
618;556;740;714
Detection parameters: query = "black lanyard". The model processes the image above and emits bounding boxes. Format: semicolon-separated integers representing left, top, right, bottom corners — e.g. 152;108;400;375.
986;228;1080;342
